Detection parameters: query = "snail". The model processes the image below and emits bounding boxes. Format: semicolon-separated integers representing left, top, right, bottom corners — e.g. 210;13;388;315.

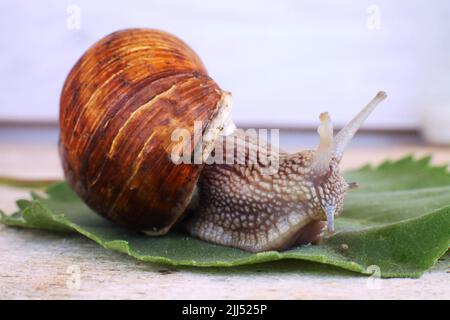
59;28;387;252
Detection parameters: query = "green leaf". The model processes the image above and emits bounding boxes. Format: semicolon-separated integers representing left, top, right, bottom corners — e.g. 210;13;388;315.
1;155;449;278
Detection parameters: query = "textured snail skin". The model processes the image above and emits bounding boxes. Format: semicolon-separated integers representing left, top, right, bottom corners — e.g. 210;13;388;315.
59;29;227;233
185;131;349;252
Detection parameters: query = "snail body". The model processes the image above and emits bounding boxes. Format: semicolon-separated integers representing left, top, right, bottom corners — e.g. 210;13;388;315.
59;29;386;252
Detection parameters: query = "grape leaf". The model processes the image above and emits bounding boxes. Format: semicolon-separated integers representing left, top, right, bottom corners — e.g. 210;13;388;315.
1;155;449;278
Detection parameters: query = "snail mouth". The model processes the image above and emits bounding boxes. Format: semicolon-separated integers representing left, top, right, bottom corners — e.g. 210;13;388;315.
289;220;326;247
302;201;336;234
263;219;326;252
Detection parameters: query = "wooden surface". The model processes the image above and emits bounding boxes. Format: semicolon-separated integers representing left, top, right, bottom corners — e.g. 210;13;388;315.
0;140;449;299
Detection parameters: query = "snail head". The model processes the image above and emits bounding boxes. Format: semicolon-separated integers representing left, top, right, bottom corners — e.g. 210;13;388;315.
290;91;387;233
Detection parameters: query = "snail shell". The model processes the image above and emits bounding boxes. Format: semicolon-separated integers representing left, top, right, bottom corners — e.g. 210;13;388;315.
59;29;231;234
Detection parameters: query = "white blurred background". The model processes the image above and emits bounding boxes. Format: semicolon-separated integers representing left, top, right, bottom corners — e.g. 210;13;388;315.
1;0;449;131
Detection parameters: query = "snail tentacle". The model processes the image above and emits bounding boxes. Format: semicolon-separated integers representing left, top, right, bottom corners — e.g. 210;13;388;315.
333;91;387;162
312;112;334;175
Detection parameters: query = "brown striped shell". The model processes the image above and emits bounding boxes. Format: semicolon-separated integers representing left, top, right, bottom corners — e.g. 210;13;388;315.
59;29;230;234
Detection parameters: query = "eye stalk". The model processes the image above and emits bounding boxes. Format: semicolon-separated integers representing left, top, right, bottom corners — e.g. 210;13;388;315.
312;112;334;175
313;91;387;174
333;91;387;162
